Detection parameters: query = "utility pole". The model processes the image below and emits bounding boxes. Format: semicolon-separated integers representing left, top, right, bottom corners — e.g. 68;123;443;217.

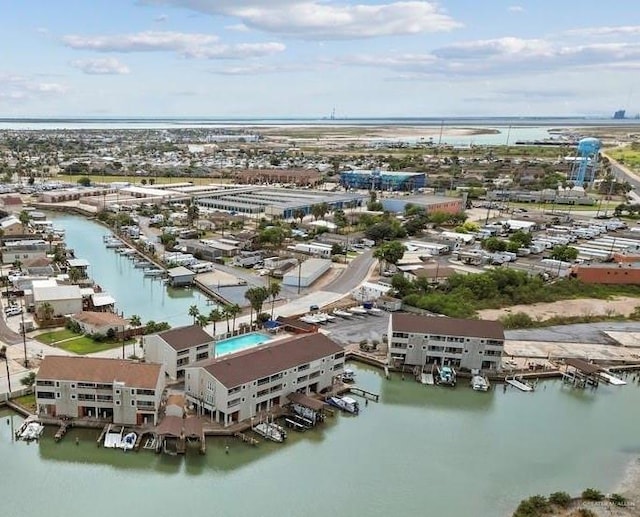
20;305;28;368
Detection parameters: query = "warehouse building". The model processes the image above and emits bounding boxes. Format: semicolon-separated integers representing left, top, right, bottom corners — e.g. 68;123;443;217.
283;258;332;288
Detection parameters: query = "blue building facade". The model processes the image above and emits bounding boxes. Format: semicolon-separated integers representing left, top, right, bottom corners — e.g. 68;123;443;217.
340;170;426;191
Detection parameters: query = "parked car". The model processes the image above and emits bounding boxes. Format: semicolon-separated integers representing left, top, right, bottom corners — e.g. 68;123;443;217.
5;306;23;317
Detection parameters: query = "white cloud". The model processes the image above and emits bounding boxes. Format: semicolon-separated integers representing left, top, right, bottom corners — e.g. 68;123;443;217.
225;23;250;32
140;0;462;39
62;30;285;59
0;74;68;102
508;5;524;13
70;57;131;75
564;25;640;38
212;63;308;75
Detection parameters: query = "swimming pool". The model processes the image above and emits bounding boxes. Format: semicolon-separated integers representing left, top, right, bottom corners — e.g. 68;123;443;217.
215;332;272;357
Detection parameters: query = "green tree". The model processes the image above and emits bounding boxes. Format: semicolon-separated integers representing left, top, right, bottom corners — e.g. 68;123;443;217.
196;314;209;327
333;208;348;230
244;286;270;328
293;208;306;224
482;237;507;252
77;176;91;187
548;492;572;508
228;304;241;333
509;230;533;248
18;210;30;233
268;282;281;319
550;245;578;262
374;240;406;273
38;302;54;321
209;308;222;336
20;371;36;388
188;304;200;325
129;314;141;332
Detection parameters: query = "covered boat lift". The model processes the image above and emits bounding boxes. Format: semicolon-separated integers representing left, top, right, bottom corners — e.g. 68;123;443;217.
561;358;601;389
287;392;327;426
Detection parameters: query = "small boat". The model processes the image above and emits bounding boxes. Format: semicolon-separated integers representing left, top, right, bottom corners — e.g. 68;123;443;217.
471;374;490;392
253;422;285;443
367;307;384;316
319;312;336;322
313;313;329;324
348;306;368;315
103;425;125;448
300;315;321;324
144;269;165;277
332;309;352;319
436;365;457;387
326;395;360;414
121;432;137;451
339;368;356;383
134;261;152;269
270;422;288;440
18;421;44;441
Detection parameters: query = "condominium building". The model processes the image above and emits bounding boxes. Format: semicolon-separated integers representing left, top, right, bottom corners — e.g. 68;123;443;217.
184;333;345;426
143;324;215;379
36;356;164;425
387;314;504;372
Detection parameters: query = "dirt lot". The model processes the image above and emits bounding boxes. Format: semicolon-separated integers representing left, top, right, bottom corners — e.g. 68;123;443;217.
478;297;640;321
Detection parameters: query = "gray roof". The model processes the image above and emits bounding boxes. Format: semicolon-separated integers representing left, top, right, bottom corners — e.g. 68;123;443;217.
167;266;195;277
157;324;213;351
391;313;504;340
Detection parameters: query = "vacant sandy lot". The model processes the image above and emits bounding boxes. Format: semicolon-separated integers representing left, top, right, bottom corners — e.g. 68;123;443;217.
478;297;640;321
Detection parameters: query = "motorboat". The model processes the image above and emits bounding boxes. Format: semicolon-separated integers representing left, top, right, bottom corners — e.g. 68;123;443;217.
144;269;165;277
18;421;44;441
332;309;352;319
312;313;329;324
367;307;384;316
339;368;356;383
471;375;490;392
300;315;321;325
326;396;360;414
253;422;285;443
348;306;368;315
121;432;137;451
436;365;457;387
318;312;336;322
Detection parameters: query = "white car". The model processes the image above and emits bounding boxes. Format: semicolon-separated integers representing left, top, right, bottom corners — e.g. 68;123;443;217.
5;306;22;317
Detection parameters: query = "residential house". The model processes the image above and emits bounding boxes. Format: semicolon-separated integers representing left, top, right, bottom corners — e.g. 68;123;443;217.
184;333;344;426
0;215;24;236
71;311;129;337
3;239;48;264
33;284;83;317
143;324;215;379
387;313;504;372
36;356;164;425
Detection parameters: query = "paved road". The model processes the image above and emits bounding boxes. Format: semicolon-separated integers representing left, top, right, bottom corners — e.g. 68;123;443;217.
324;249;375;294
603;152;640;200
506;321;640;345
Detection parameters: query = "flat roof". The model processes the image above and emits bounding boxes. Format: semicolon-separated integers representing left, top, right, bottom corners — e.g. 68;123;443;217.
392;313;504;340
196;333;342;388
37;356;162;390
167;266;195;277
33;285;82;301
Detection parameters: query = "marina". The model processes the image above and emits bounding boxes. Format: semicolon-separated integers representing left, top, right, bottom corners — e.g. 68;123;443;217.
2;365;640;517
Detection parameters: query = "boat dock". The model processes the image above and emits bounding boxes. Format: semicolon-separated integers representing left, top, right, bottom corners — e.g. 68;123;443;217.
348;386;380;402
54;422;69;442
420;373;435;385
599;372;626;385
234;432;259;446
505;377;534;392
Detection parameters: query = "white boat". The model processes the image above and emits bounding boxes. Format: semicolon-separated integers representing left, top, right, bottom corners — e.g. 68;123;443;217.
253;422;285;443
103;426;125;448
326;395;360;414
332;309;352;318
120;432;137;451
144;269;165;277
339;368;356;383
320;312;336;322
471;375;490;392
436;365;457;387
300;315;321;324
19;421;44;441
348;306;368;315
367;307;384;316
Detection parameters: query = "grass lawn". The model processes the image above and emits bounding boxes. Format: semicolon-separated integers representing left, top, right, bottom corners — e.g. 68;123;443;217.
62;174;233;186
56;337;132;355
14;393;36;413
35;328;81;344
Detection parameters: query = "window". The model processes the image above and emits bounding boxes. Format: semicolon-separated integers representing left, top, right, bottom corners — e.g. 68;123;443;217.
334;352;345;359
130;389;135;396
70;394;77;400
78;393;95;401
228;386;241;395
136;389;155;396
115;400;121;406
70;384;76;389
78;382;95;389
115;389;121;395
56;392;61;399
36;391;55;399
392;332;408;339
228;398;241;408
257;377;270;386
298;364;310;372
131;400;136;406
55;381;60;388
36;380;54;387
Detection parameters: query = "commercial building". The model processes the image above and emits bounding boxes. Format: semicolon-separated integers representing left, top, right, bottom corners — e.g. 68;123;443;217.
340;170;426;191
381;195;464;215
184;333;345;426
33;284;83;317
233;168;323;187
572;263;640;285
166;266;196;287
387;313;504;372
282;258;331;288
144;324;215;379
36;356;164;425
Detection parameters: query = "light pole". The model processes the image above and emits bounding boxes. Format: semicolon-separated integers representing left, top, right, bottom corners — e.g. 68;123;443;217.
20;302;28;368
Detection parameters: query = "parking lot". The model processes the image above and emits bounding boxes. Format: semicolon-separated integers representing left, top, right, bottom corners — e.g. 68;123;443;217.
323;312;390;345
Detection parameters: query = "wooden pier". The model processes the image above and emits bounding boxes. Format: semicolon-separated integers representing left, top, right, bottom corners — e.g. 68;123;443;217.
349;386;380;402
234;432;259;446
54;422;69;442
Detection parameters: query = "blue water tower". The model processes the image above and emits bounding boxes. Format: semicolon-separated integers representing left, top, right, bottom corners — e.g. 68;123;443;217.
572;137;601;186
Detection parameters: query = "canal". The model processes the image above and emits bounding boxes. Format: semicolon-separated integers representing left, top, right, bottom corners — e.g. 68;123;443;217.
2;364;639;517
49;212;214;327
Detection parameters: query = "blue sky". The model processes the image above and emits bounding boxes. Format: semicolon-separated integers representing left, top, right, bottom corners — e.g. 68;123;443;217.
1;0;639;117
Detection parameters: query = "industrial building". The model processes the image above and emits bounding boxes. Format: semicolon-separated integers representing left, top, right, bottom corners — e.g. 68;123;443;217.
233;169;323;187
196;187;366;219
381;195;464;214
283;258;331;288
387;313;504;372
340;170;426;191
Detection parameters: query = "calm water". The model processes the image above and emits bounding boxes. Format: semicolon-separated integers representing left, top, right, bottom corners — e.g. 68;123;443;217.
2;364;639;517
215;332;271;357
49;213;214;327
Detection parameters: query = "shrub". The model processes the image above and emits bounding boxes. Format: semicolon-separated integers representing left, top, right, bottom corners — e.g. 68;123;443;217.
581;488;604;501
609;493;627;506
548;491;572;508
501;312;536;329
577;509;597;517
513;495;550;517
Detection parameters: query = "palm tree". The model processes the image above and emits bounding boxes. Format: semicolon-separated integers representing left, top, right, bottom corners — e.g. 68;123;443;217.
196;314;209;327
268;282;281;319
209;308;222;337
228;304;241;333
39;302;54;322
188;304;200;325
293;208;305;224
222;305;232;335
129;314;141;328
0;345;11;394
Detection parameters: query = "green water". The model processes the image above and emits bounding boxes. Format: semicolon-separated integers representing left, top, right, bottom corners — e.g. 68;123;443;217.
2;365;639;517
49;213;213;326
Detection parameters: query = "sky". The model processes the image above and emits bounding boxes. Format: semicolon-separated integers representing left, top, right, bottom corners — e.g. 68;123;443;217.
1;0;640;118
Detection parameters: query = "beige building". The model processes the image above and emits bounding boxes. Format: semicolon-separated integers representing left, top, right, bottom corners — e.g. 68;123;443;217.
71;311;129;336
184;333;345;426
36;356;164;425
33;284;83;317
3;239;48;264
143;325;215;379
387;313;504;372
